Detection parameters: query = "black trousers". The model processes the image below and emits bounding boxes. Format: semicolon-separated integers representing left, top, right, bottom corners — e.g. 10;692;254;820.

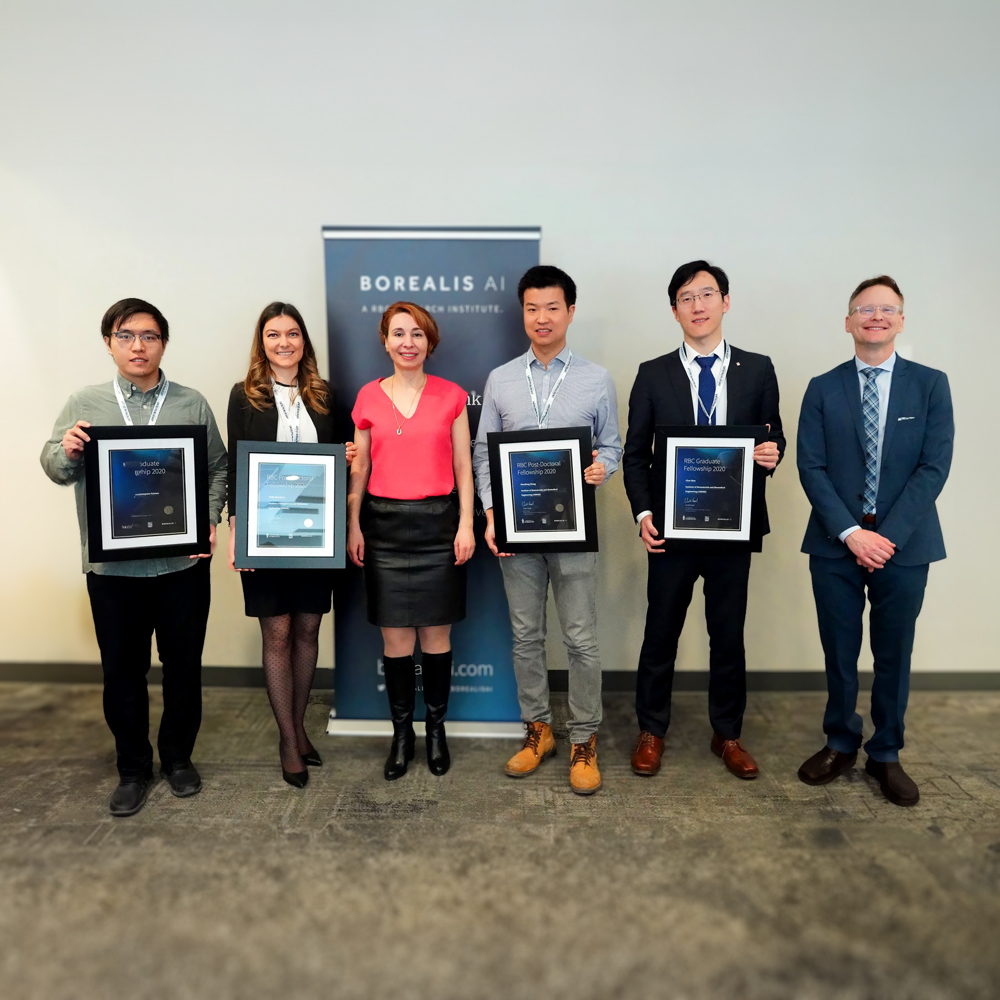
636;550;752;740
86;559;211;778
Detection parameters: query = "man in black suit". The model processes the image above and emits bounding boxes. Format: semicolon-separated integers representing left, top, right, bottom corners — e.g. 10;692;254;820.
623;260;785;779
796;276;953;806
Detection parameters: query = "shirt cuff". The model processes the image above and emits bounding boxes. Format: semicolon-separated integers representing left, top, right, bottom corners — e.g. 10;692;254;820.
838;525;861;543
635;510;652;526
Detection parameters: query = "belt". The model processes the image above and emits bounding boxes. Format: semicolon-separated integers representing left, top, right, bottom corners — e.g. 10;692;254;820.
861;513;876;527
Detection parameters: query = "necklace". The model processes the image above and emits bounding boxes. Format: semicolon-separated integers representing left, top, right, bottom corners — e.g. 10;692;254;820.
389;373;427;435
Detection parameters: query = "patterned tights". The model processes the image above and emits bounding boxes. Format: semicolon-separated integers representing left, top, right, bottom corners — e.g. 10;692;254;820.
259;612;323;772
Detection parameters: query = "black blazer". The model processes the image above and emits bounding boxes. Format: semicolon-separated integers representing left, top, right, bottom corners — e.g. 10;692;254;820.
622;344;785;540
226;381;338;513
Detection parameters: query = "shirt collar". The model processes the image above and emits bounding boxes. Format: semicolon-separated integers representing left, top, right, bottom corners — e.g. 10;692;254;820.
527;342;572;370
682;338;726;366
116;369;164;398
854;352;896;374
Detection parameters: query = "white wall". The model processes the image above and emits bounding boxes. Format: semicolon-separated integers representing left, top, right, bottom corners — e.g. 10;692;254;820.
1;0;996;673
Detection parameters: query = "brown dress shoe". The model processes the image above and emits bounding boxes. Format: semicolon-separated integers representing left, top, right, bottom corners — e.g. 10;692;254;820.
865;758;919;806
631;731;664;775
797;746;858;786
711;733;759;779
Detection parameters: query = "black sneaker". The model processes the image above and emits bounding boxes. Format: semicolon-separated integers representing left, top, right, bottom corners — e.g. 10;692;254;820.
159;761;202;798
109;775;155;817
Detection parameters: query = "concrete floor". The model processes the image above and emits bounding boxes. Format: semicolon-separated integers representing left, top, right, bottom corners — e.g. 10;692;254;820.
0;683;998;1000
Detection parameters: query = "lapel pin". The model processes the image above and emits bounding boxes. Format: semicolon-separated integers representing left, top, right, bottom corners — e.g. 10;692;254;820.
736;362;740;366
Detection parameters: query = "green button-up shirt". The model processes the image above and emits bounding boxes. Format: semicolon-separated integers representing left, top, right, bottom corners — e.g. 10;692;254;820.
40;371;228;576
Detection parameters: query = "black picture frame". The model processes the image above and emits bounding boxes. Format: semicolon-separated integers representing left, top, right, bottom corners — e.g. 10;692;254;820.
655;424;768;553
83;424;210;562
487;426;599;553
234;441;347;569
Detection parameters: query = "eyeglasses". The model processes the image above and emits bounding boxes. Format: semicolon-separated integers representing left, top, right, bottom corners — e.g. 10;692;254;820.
850;304;902;318
676;288;722;308
113;331;162;345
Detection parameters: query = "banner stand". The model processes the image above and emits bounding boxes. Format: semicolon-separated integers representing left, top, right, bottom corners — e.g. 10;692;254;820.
326;718;525;739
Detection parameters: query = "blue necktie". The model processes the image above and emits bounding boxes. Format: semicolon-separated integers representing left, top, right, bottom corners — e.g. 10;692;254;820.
695;355;717;425
861;367;880;514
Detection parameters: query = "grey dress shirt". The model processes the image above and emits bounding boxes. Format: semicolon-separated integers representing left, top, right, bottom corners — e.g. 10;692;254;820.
40;371;228;576
473;344;622;510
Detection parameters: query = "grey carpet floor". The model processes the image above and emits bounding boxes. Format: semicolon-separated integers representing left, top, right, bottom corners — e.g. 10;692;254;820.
1;682;998;1000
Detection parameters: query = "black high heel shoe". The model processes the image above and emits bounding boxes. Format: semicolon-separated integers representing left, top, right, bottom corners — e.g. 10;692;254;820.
282;767;309;788
301;747;323;767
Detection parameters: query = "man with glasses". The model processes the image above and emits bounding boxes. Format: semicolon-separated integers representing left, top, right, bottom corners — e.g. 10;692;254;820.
41;298;227;817
796;276;953;806
623;260;784;781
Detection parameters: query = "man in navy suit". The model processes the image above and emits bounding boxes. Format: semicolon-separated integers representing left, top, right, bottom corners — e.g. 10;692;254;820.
623;261;785;780
797;275;953;806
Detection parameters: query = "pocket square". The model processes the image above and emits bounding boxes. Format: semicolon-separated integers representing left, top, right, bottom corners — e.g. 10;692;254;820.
897;416;915;421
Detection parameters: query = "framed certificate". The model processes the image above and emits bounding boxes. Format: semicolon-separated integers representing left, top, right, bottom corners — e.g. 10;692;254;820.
487;426;598;553
658;425;768;548
83;425;210;562
234;441;347;569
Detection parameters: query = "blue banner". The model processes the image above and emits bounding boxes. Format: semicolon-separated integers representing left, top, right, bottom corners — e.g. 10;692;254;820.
323;227;540;722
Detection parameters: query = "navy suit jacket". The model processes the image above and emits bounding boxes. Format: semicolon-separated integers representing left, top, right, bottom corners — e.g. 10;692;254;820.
623;345;785;543
797;356;953;566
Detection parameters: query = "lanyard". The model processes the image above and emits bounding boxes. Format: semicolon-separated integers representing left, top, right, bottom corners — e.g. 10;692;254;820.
113;377;169;427
274;383;303;443
679;342;731;424
525;350;573;428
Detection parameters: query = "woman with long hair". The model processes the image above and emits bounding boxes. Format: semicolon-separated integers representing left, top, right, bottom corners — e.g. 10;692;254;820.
227;302;356;787
347;302;475;780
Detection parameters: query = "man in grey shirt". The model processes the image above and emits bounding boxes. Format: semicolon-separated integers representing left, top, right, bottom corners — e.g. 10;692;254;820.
41;298;227;817
473;266;621;795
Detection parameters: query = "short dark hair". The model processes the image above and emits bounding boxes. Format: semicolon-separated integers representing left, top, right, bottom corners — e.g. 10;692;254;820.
517;265;577;307
101;298;169;343
667;260;730;308
848;275;904;311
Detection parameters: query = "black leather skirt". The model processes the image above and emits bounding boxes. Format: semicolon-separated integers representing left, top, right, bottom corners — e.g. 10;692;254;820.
361;494;467;628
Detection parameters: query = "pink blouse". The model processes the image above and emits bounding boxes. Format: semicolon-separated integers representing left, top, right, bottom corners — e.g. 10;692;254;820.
352;375;468;500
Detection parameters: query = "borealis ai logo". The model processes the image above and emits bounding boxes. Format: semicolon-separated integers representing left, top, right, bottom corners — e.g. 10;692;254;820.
359;275;507;293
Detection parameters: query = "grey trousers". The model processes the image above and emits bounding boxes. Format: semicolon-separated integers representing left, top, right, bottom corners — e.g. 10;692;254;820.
499;551;602;744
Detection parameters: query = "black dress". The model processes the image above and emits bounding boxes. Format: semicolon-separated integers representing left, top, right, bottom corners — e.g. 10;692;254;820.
226;381;339;619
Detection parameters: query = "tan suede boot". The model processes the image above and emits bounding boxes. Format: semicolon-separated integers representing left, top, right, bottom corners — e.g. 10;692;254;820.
504;721;556;777
569;734;601;795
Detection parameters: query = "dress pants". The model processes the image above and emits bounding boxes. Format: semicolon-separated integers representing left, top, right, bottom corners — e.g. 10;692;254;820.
86;558;211;778
809;554;928;763
499;551;602;744
636;550;752;740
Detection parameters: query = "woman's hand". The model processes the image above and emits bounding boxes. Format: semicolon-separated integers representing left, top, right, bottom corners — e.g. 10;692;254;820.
226;517;253;571
345;441;358;465
453;522;476;565
348;520;365;567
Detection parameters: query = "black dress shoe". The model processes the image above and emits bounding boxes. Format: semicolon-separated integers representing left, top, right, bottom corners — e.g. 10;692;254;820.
109;775;155;817
282;767;309;788
797;746;858;785
865;758;919;806
160;761;202;797
301;747;323;767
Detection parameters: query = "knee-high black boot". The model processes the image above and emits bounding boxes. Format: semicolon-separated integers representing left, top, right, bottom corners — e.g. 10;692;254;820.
382;655;416;781
421;651;452;776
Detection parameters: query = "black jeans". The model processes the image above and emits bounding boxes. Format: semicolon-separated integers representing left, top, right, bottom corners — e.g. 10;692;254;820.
636;550;752;740
86;559;211;778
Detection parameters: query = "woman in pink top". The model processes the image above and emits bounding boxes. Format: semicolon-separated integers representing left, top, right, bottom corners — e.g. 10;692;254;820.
347;302;475;781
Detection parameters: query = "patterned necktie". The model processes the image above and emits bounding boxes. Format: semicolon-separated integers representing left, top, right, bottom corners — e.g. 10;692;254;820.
861;367;881;514
694;355;717;425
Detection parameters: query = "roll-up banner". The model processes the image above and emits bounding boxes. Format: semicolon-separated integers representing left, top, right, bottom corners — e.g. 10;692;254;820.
323;227;540;737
